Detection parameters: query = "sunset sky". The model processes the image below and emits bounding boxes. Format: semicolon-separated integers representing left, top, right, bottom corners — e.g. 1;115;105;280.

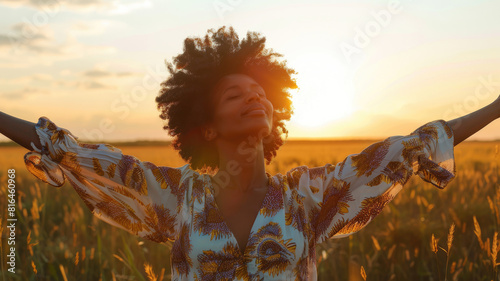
1;0;500;143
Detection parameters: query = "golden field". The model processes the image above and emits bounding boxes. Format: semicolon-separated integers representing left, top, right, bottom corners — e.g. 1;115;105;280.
0;139;499;281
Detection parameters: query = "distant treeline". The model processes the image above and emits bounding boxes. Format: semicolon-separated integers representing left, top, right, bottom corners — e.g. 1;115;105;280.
0;140;173;147
0;139;497;148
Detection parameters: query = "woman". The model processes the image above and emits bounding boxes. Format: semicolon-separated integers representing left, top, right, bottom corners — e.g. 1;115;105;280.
1;26;499;280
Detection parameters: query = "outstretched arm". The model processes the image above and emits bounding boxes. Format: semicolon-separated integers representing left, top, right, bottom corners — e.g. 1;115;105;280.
9;115;191;244
0;111;42;150
446;97;500;147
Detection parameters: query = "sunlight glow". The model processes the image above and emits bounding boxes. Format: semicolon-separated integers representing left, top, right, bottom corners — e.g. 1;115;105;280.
289;52;354;128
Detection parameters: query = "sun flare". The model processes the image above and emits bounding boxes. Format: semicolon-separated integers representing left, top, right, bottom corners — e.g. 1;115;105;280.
288;52;355;129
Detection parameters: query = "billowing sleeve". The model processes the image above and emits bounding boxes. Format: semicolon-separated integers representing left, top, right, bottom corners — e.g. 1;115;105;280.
285;119;455;244
24;116;194;244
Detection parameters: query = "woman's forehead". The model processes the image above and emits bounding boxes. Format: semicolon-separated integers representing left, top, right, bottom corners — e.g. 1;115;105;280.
211;74;261;100
214;74;260;91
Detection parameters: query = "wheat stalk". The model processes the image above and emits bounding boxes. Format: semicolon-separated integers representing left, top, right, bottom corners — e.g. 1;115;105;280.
473;216;483;249
75;251;79;266
159;268;165;281
360;265;367;281
371;235;381;251
431;234;438;254
31;260;37;274
81;246;86;261
492;232;498;271
431;233;441;280
27;230;36;256
59;265;68;281
447;223;455;254
145;262;158;281
445;223;455;281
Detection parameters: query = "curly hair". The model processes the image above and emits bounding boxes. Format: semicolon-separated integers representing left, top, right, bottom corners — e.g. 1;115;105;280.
155;26;298;172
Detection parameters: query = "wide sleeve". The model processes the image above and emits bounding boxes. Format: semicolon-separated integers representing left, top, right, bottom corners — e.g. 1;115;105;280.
23;116;195;244
285;119;455;244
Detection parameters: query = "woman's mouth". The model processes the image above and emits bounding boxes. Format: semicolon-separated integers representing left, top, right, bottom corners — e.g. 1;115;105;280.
243;109;266;116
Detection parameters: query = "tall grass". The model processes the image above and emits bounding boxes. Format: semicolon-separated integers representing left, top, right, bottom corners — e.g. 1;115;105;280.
0;140;499;280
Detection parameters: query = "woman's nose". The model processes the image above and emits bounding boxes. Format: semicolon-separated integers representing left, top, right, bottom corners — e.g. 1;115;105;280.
245;91;260;102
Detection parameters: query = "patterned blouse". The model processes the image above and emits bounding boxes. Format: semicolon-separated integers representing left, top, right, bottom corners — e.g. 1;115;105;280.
24;117;456;280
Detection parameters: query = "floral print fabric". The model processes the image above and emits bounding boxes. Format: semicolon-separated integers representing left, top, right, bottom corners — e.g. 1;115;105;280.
24;117;456;280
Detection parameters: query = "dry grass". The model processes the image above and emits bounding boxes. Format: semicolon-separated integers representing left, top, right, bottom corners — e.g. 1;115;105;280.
0;140;499;280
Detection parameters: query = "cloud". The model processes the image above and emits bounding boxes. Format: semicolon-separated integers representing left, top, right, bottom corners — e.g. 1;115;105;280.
52;77;116;90
0;34;17;46
0;73;53;85
76;67;141;90
31;73;53;81
0;0;152;14
0;67;139;101
5;22;56;52
0;23;115;67
0;23;53;50
77;80;116;90
82;69;139;78
76;67;142;90
116;71;135;76
69;20;126;36
83;69;112;77
1;87;50;99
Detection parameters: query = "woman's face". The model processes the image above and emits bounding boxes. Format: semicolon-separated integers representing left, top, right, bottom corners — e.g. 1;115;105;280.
206;73;274;142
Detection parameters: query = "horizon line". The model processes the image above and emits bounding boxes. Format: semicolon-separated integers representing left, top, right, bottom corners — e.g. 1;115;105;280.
1;138;499;147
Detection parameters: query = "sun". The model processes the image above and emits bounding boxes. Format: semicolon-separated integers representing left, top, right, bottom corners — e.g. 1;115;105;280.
288;52;355;129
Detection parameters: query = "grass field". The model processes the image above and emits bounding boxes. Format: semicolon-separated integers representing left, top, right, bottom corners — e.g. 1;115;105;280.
0;140;499;280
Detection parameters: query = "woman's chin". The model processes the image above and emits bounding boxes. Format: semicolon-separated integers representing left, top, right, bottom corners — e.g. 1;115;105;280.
247;126;272;139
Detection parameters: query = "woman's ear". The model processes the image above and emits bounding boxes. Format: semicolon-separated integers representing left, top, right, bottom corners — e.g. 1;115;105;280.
203;126;217;141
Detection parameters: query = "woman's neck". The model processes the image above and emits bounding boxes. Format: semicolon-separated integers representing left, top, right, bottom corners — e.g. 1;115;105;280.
212;137;268;192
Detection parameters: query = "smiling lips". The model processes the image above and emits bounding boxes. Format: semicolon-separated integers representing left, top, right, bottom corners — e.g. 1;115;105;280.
242;104;267;116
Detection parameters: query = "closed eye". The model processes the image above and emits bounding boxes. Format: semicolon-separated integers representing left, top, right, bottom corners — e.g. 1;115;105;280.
227;91;266;100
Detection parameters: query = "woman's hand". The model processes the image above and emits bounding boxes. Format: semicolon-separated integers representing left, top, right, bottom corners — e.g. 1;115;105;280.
446;97;499;146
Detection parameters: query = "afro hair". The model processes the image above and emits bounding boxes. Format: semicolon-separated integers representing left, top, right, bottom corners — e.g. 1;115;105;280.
155;26;298;173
